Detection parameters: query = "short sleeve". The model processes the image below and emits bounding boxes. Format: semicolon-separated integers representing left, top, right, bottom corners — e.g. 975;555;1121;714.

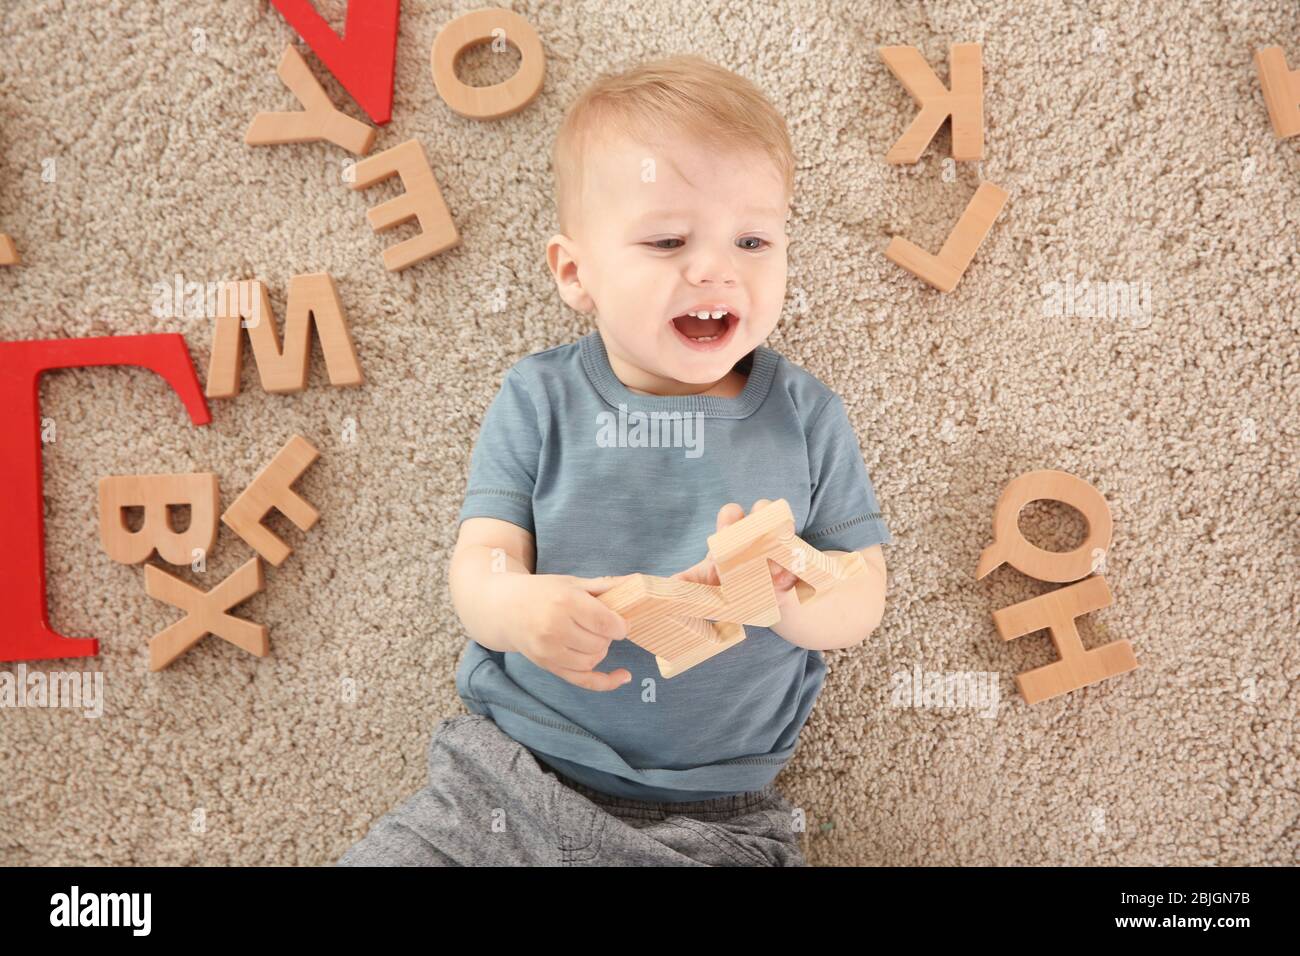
801;394;892;551
456;368;540;536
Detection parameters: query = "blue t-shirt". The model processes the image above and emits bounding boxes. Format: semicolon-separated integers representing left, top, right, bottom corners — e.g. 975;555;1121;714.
454;330;891;801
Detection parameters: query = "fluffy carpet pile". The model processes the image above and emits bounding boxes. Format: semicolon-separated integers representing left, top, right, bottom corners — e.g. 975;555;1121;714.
0;0;1294;865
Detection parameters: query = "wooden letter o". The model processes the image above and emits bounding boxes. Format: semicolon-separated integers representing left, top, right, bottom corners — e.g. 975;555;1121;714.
431;7;545;120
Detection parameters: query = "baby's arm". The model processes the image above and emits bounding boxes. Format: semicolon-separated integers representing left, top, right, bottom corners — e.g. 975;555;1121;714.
769;544;887;651
448;517;536;652
447;517;632;690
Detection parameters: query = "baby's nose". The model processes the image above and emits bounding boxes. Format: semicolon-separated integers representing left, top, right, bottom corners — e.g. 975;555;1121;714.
684;247;740;284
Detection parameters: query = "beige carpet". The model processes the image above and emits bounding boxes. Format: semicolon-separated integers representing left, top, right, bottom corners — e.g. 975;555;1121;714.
1;0;1295;866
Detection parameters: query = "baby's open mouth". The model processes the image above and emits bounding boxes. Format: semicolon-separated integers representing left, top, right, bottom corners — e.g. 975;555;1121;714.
670;310;737;343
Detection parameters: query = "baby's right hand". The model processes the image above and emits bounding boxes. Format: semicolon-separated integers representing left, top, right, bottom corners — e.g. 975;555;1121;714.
496;573;632;691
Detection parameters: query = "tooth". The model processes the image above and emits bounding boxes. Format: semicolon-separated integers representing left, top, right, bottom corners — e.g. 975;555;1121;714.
710;310;726;319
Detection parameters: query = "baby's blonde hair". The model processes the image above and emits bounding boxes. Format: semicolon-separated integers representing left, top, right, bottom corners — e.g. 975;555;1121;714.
551;54;795;235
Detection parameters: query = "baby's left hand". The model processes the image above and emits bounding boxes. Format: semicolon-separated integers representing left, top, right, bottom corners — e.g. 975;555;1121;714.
670;500;799;598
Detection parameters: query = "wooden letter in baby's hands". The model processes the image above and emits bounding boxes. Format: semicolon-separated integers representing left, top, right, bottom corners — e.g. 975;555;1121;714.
598;499;868;679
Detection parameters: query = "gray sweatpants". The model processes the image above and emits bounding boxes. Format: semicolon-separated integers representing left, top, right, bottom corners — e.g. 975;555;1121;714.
336;713;808;866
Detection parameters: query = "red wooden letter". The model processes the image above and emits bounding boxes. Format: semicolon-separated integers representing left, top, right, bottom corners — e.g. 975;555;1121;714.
0;334;210;662
269;0;401;126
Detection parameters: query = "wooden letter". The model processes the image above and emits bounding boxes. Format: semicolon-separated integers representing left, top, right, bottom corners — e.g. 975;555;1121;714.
205;273;364;399
146;556;268;671
0;233;17;265
976;469;1112;583
978;469;1139;704
598;500;869;678
1254;46;1300;139
99;472;219;566
0;334;209;663
885;181;1007;292
992;576;1138;705
349;139;460;271
431;7;546;120
880;43;983;163
268;0;400;125
221;434;320;567
245;45;376;155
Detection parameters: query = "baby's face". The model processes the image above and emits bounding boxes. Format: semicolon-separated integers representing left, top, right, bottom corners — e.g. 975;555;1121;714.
548;129;789;394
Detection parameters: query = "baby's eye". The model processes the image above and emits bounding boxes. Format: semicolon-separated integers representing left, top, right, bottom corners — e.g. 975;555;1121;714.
737;237;769;250
646;238;684;250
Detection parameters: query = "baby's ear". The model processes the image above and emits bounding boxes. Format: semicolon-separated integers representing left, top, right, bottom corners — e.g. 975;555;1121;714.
546;233;594;313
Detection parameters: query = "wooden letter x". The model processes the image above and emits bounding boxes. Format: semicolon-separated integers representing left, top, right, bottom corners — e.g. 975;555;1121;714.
885;182;1008;292
880;43;984;163
146;556;268;671
221;434;320;567
349;139;460;271
598;500;869;678
245;45;376;155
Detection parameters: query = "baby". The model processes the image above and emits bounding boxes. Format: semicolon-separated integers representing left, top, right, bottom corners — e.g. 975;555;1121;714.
338;54;890;867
